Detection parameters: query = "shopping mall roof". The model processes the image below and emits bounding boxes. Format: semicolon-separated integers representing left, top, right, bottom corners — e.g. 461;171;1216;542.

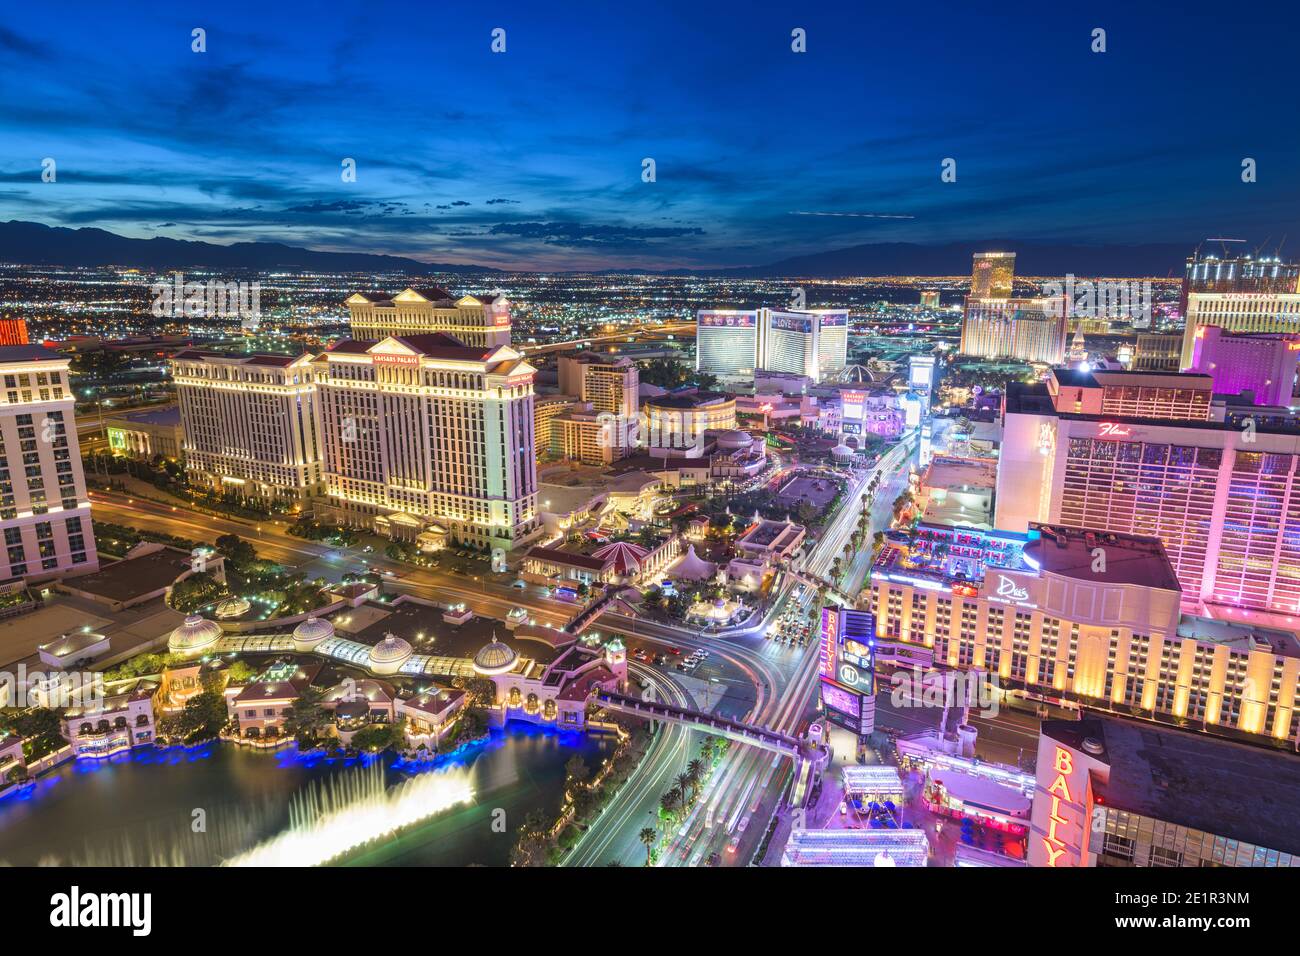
1049;715;1300;857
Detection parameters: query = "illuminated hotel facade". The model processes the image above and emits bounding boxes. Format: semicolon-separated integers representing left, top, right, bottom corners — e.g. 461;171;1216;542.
695;307;849;384
1180;291;1300;369
345;287;512;348
760;309;849;383
959;297;1067;364
870;522;1300;745
696;310;759;384
998;369;1300;618
0;345;97;581
971;251;1016;299
1030;716;1300;867
311;334;538;551
558;354;639;419
170;351;324;504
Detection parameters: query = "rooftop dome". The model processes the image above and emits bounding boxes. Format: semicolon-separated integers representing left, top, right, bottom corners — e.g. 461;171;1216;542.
293;616;335;645
831;443;855;459
368;633;413;674
213;596;251;619
473;635;519;676
167;615;223;656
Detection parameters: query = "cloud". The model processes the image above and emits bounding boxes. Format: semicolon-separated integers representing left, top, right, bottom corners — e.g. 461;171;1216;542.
488;220;706;249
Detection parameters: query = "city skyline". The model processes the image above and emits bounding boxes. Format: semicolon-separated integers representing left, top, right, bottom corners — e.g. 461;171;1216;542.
2;1;1299;271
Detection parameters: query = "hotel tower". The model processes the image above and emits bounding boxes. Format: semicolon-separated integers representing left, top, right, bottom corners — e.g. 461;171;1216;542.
0;345;98;582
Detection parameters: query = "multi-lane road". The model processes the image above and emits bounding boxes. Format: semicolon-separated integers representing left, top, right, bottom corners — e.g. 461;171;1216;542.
90;431;923;867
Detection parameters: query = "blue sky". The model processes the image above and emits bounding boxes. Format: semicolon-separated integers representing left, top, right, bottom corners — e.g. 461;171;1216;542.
1;0;1297;270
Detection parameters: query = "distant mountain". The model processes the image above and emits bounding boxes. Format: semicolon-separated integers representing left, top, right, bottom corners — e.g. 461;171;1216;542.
703;240;1193;279
0;220;504;274
0;220;1197;278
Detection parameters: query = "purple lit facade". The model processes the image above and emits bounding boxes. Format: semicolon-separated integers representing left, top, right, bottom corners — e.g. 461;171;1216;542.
1189;325;1300;406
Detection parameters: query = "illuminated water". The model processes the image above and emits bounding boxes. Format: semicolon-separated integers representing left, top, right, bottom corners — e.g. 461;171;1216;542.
0;723;610;867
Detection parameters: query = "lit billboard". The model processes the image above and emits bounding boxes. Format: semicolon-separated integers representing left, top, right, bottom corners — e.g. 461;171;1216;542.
698;310;757;328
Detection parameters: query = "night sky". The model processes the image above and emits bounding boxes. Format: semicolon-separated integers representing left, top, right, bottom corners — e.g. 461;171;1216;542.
1;0;1297;270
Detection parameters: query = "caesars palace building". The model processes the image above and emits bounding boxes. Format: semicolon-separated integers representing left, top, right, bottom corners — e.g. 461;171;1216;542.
173;289;539;554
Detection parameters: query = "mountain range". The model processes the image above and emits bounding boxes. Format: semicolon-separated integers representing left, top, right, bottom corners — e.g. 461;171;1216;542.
0;220;1196;278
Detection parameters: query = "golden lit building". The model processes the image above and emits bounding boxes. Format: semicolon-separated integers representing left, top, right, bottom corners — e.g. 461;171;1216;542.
643;393;736;455
970;252;1016;299
345;288;511;347
558;354;639;419
170;351;324;504
312;334;538;551
0;344;98;581
870;522;1300;745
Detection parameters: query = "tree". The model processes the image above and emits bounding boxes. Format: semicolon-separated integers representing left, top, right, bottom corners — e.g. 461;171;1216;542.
699;737;716;763
281;686;329;745
639;827;658;866
169;572;225;612
350;721;405;753
214;533;257;569
659;788;680;825
178;689;228;742
565;754;591;788
686;758;705;798
1;707;64;760
676;772;693;806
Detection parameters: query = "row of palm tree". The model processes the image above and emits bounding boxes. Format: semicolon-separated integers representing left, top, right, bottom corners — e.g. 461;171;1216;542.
639;738;724;865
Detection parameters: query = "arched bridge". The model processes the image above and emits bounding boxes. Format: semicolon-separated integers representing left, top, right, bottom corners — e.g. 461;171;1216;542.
566;586;641;635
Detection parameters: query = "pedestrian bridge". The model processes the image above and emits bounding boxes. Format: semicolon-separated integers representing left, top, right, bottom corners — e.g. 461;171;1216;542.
565;586;640;635
592;689;825;805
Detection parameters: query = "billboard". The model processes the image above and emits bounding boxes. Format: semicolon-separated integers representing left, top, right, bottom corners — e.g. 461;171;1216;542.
840;389;866;424
819;607;875;694
768;312;813;334
698;310;757;328
816;311;848;328
820;678;875;735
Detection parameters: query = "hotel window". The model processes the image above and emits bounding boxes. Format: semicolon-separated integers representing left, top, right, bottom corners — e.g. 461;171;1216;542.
1148;845;1184;868
1102;832;1136;862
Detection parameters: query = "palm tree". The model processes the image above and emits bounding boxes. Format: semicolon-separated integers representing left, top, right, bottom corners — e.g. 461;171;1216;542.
659;789;680;823
699;737;715;763
639;827;658;866
676;772;693;807
686;758;706;792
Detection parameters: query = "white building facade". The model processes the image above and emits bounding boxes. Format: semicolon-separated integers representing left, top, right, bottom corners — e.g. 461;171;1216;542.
0;345;97;581
170;351;324;504
312;334;539;551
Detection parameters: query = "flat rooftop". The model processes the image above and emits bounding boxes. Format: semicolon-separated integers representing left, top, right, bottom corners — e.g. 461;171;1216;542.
1051;367;1215;390
62;547;193;603
1176;615;1300;659
922;456;998;492
1025;524;1180;592
1047;715;1300;857
342;598;566;668
121;405;181;427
